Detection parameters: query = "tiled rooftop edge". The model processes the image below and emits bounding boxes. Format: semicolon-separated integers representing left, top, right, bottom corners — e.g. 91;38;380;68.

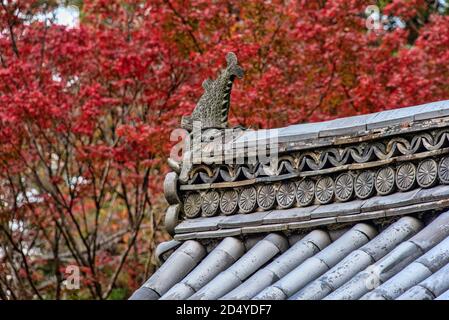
230;100;449;150
174;185;449;240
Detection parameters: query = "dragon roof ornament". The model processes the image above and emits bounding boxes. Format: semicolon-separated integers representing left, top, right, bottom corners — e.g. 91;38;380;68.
180;52;244;132
169;52;247;183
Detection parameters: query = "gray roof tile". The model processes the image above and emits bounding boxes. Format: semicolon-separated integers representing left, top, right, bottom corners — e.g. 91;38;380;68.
366;108;415;130
254;224;375;300
229;100;449;151
160;237;244;300
318;114;369;137
413;100;449;121
311;200;363;218
397;262;449;300
221;230;330;300
291;216;423;300
360;189;421;212
263;206;315;224
218;211;271;228
188;234;288;300
362;236;449;300
435;288;449;300
131;209;449;301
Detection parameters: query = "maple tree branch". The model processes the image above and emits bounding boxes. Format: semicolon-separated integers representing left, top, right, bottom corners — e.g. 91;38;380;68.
53;227;62;300
305;59;337;119
0;280;9;300
0;226;43;299
38;224;154;261
103;201;147;299
163;0;203;53
1;1;20;57
0;275;17;300
0;49;6;67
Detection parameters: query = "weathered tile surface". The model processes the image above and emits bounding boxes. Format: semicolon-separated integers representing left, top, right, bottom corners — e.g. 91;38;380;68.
218;211;271;228
413;100;449;121
366;107;417;130
361;189;421;212
133;209;449;300
311;200;365;218
175;215;226;233
278;122;327;142
336;210;385;223
287;217;337;230
241;223;289;234
416;185;449;202
318;114;369;138
263;206;316;224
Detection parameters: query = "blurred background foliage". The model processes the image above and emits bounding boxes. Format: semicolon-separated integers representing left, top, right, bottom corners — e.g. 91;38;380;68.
1;0;449;299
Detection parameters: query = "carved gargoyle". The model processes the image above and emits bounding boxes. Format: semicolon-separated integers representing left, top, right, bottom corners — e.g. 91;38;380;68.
168;52;244;181
181;52;244;131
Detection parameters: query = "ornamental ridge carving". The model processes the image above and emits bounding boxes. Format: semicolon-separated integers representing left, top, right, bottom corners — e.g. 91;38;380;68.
181;52;244;132
180;156;447;218
166;125;449;219
417;159;438;188
168;52;245;183
184;129;449;185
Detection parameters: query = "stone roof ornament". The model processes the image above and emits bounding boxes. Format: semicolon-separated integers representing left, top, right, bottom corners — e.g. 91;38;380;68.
181;52;244;132
168;52;245;181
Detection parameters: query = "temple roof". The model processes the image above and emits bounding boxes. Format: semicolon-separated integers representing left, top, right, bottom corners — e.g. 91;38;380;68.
130;102;449;300
131;54;449;300
165;99;449;234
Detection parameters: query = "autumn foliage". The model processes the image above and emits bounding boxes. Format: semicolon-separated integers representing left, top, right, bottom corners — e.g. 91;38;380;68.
1;0;449;299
